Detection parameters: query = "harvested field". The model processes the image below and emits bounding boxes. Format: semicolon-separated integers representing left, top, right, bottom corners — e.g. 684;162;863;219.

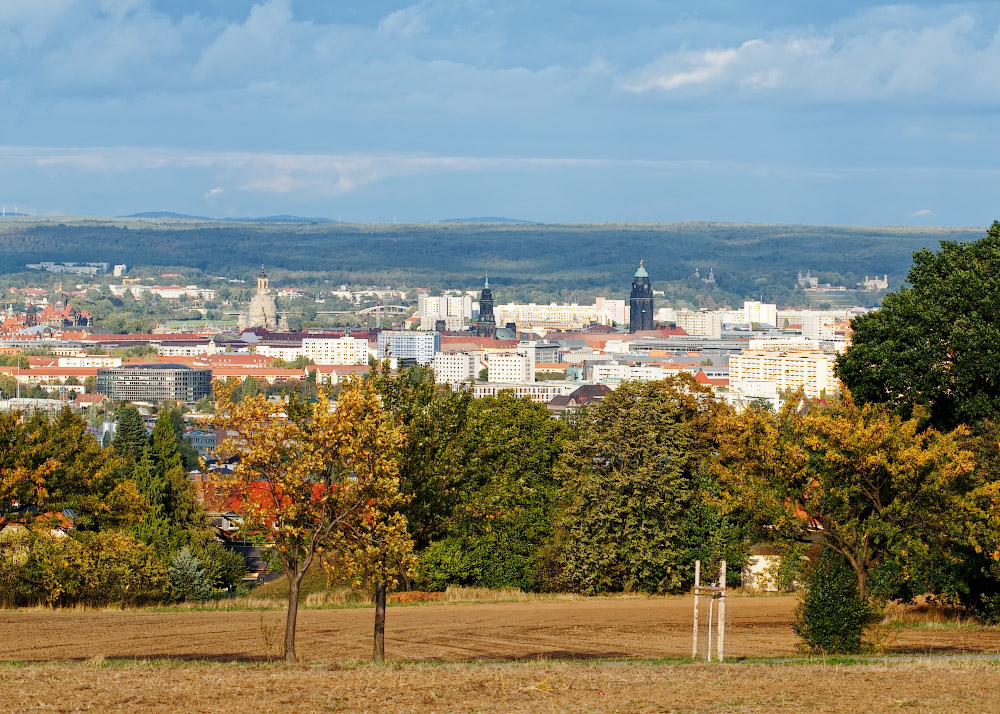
2;596;999;663
3;660;1000;713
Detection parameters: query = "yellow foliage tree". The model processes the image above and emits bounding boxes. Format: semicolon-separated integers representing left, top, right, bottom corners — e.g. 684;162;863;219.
213;377;408;663
715;391;982;602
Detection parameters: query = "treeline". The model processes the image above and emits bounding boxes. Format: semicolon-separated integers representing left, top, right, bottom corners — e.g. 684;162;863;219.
0;219;983;305
0;407;244;607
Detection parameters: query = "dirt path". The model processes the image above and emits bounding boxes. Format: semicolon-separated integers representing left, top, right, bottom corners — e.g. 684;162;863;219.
2;596;999;663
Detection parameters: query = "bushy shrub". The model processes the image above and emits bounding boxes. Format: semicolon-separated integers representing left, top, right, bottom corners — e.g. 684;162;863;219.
793;550;873;653
191;541;247;591
0;529;169;607
417;535;540;591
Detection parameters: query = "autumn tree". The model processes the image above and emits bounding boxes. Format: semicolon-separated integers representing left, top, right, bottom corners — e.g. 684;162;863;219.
715;393;987;606
213;379;407;663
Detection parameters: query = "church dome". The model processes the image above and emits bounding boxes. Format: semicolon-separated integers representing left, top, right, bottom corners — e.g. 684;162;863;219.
634;260;648;279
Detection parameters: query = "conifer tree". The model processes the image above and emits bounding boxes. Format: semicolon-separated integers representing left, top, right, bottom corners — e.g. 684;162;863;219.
168;547;211;601
112;405;148;465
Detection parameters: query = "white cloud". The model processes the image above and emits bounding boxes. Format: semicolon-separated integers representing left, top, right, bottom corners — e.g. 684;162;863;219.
378;5;428;39
620;13;1000;102
910;208;933;216
204;187;224;198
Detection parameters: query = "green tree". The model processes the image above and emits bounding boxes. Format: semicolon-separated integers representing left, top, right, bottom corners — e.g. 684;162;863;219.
838;221;1000;429
793;550;873;653
554;376;725;594
113;405;148;465
151;412;202;536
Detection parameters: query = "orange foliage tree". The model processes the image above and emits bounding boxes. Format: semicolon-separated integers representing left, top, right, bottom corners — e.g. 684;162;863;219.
213;377;408;662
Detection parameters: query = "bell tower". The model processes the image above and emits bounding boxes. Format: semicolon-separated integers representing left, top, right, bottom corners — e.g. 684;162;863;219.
476;274;496;339
629;260;654;333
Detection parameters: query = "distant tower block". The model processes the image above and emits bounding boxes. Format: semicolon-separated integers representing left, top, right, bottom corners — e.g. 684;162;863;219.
475;274;496;339
629;260;654;333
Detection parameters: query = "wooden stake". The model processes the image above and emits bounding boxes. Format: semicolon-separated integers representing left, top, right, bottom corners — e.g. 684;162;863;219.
717;560;727;663
691;560;700;659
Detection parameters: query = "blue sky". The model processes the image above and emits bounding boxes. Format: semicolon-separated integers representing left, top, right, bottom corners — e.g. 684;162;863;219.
1;0;999;224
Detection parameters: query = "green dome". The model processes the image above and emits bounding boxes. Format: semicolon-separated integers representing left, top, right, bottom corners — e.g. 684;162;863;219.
634;260;648;278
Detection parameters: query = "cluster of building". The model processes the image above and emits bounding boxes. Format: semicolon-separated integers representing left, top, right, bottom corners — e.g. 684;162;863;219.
1;261;872;417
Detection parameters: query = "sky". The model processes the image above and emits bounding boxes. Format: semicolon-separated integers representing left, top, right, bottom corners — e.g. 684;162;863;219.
1;0;1000;225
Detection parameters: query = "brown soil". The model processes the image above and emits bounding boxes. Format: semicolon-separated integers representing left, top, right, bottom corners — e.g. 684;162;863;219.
1;596;998;663
3;660;1000;713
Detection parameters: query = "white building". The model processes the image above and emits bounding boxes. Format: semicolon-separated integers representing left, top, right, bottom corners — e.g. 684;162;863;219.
472;381;577;403
301;336;370;365
776;309;853;340
480;346;535;383
740;300;777;327
418;293;473;331
729;349;839;398
57;355;123;368
719;381;782;412
431;352;479;386
253;343;303;362
376;331;440;365
494;299;625;332
673;310;723;339
590;363;671;386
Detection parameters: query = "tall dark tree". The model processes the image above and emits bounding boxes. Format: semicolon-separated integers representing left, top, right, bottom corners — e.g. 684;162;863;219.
113;405;148;464
553;375;726;594
838;221;1000;429
150;412;204;541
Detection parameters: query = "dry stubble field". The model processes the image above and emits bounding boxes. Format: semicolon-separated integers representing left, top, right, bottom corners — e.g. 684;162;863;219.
3;596;1000;713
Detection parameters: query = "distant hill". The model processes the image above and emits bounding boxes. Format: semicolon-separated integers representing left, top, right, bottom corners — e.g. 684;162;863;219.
0;218;985;305
124;211;212;220
439;217;538;224
124;212;335;223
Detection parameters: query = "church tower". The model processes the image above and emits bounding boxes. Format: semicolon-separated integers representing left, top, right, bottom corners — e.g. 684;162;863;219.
242;264;282;331
629;260;654;333
475;274;496;338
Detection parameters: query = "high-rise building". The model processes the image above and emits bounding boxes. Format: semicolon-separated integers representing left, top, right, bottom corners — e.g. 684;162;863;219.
97;364;212;403
629;261;654;333
475;275;496;338
376;331;441;366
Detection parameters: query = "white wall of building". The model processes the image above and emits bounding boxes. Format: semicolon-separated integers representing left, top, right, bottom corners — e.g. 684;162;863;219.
730;349;838;398
432;352;479;386
674;310;723;339
302;336;370;365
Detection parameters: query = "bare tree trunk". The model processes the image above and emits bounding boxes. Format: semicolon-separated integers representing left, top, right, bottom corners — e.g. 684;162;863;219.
373;581;387;662
284;573;302;663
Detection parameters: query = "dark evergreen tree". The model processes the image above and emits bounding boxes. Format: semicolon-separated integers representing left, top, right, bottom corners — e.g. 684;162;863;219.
112;405;148;465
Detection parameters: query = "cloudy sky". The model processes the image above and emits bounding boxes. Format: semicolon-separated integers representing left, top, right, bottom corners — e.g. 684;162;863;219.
1;0;999;224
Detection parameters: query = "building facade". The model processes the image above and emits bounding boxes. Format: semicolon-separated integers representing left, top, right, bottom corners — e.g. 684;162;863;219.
431;352;479;386
418;293;473;331
97;364;212;403
729;349;838;398
376;331;441;365
301;336;370;365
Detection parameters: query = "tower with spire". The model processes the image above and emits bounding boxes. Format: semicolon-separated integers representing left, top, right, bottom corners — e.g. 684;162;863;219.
629;260;654;333
475;274;496;338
